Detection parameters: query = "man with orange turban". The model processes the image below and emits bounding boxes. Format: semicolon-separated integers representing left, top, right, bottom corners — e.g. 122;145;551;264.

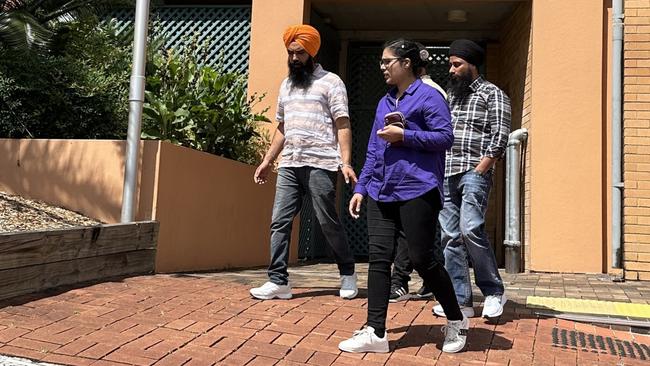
282;24;321;58
250;24;359;301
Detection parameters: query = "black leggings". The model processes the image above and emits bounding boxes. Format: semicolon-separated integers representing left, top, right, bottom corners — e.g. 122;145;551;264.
366;188;463;337
390;220;444;289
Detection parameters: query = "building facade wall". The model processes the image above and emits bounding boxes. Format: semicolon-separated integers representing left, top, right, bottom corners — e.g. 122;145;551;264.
498;1;533;271
529;0;605;273
243;0;634;276
623;0;650;281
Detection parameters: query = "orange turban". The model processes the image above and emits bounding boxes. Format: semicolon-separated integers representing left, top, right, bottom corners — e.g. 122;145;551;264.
283;24;321;57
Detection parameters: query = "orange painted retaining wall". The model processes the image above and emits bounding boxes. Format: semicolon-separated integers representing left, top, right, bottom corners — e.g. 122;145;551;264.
0;139;297;273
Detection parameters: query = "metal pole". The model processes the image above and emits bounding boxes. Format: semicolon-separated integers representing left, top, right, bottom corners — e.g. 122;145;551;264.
121;0;151;223
504;128;528;274
611;0;624;268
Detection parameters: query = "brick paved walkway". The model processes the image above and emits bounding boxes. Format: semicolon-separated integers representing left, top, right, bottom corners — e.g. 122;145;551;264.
0;264;649;366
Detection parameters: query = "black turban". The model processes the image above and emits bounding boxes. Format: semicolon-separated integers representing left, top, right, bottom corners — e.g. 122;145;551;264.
449;39;485;67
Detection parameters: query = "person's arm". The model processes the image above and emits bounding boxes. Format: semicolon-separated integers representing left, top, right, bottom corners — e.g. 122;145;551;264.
264;123;286;164
476;88;511;174
253;124;285;184
349;113;381;219
254;83;287;184
335;117;357;184
474;156;497;174
400;94;454;151
354;113;381;197
328;77;357;184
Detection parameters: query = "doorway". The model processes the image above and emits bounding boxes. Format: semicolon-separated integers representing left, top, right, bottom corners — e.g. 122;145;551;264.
340;42;453;258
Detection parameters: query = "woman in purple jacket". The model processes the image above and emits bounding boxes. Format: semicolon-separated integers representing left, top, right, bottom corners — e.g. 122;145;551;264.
338;39;468;354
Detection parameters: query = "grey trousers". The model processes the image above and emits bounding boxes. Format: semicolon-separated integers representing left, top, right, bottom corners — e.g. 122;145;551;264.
268;167;355;285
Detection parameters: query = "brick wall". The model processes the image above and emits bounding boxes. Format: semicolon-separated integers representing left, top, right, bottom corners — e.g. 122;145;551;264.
497;2;533;271
624;0;650;280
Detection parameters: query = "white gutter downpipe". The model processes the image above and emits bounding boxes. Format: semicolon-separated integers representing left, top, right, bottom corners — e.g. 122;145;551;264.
504;128;528;274
121;0;151;223
612;0;624;268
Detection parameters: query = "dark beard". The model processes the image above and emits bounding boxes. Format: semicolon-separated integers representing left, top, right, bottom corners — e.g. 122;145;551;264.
447;72;473;99
288;58;315;89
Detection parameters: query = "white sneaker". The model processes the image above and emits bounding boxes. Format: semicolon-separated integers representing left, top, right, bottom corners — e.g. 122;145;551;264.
433;304;475;318
339;273;358;299
250;281;292;300
442;315;469;353
482;293;507;318
338;326;389;353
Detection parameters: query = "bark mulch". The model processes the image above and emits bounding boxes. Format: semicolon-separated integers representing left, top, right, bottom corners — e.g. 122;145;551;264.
0;191;101;234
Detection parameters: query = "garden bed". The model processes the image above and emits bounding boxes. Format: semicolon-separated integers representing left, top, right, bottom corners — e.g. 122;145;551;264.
0;191;100;233
0;192;158;301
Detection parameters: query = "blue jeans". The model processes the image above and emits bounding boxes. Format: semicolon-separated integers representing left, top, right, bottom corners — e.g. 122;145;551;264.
439;170;504;307
268;167;355;285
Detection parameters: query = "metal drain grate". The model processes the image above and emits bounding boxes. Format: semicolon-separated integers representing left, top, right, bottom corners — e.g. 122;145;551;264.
552;328;650;360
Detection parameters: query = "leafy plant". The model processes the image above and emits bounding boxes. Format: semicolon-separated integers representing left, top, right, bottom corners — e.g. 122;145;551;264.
0;18;130;138
0;0;130;52
0;6;271;165
142;38;270;165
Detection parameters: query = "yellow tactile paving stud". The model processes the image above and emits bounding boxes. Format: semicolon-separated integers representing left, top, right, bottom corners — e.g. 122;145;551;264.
526;296;650;319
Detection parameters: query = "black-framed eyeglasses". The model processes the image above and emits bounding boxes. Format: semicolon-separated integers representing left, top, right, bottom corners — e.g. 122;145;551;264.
379;57;402;67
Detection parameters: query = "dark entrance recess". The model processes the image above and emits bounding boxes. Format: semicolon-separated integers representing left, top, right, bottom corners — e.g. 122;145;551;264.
341;43;451;258
298;42;451;260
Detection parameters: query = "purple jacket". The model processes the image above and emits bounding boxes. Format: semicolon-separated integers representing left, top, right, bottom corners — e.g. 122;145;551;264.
354;79;453;203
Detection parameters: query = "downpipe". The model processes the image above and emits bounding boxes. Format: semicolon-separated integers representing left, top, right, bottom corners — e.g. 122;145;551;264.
611;0;624;270
504;128;528;274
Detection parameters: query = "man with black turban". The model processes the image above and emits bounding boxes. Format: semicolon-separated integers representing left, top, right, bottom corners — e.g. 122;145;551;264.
433;39;512;320
250;24;358;301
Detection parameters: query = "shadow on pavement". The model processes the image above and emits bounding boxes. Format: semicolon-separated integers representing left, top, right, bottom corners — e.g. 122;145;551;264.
389;323;514;352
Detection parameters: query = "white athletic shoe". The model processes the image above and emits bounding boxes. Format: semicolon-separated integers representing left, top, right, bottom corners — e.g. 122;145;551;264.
338;326;389;353
482;293;507;318
442;315;469;353
433;304;475;318
339;273;358;299
249;281;292;300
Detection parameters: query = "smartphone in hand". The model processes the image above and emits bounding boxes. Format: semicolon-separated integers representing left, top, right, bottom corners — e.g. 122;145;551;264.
384;111;406;129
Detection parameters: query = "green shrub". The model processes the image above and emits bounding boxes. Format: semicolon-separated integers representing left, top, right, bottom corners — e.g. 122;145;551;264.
0;19;130;139
0;14;270;165
142;39;270;165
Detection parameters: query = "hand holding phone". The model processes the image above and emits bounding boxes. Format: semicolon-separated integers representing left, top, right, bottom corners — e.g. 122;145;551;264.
380;111;406;145
384;111;406;129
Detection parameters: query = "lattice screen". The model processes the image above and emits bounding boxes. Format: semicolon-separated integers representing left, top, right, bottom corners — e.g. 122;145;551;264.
425;46;451;87
108;6;251;72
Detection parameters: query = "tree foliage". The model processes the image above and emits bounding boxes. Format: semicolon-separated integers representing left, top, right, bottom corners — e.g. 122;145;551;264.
0;19;130;138
0;2;270;164
0;0;129;52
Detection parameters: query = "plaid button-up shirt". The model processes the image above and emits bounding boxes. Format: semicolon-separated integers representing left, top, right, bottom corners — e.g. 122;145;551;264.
445;76;511;177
